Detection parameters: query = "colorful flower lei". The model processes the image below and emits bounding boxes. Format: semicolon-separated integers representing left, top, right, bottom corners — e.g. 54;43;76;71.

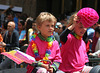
31;33;53;63
72;33;82;40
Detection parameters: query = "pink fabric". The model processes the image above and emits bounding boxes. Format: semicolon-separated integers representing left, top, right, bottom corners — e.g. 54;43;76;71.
1;52;23;64
59;34;89;73
26;36;62;73
77;7;99;28
36;68;48;73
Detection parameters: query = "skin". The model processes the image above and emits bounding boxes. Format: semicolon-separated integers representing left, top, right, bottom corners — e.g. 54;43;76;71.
37;20;55;73
55;24;63;35
74;22;87;37
37;20;55;39
7;14;14;21
18;22;23;34
68;15;87;37
89;32;100;57
58;24;63;35
95;32;100;38
32;23;38;32
18;22;23;31
0;21;15;47
7;22;15;32
41;64;53;73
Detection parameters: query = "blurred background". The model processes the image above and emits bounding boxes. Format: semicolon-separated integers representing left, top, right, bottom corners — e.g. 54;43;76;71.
0;0;99;21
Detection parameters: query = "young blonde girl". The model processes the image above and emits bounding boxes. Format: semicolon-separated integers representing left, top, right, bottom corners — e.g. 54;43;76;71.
59;7;99;73
26;12;62;73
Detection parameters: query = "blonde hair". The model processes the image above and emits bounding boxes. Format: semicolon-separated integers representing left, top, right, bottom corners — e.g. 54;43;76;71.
67;12;77;27
36;12;57;26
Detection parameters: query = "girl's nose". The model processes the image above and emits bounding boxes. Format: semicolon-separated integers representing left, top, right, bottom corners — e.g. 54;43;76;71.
49;26;54;30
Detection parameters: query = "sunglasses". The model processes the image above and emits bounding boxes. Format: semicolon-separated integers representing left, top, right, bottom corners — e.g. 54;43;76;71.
58;27;62;29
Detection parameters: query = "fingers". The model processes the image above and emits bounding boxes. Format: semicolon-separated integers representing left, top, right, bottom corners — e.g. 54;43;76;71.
88;53;93;56
88;39;93;43
98;54;100;58
73;15;80;24
41;64;49;70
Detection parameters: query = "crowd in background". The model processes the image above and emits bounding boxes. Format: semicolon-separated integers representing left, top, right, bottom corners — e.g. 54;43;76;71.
0;6;100;72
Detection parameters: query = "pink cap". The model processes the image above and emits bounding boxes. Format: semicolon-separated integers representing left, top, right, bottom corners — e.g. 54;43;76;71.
77;7;99;28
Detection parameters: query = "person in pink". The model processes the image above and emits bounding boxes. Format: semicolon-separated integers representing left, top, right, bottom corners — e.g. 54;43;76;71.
26;12;62;73
59;7;99;73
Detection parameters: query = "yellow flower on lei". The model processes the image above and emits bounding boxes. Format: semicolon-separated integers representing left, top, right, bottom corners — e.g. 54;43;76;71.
32;43;36;48
43;56;49;63
47;41;53;48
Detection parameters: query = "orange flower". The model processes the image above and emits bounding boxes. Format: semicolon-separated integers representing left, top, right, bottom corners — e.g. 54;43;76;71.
32;43;36;48
48;42;53;48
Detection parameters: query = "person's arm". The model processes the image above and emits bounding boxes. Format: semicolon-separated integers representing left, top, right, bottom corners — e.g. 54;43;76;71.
92;50;100;56
50;62;60;72
89;50;100;57
60;24;75;44
2;5;13;14
60;29;71;44
0;32;7;47
50;41;62;72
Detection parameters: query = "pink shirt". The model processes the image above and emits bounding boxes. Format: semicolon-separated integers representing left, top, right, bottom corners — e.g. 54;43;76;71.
26;36;62;73
59;34;89;72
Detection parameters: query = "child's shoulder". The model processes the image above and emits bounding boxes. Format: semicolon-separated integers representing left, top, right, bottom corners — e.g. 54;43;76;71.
67;33;74;40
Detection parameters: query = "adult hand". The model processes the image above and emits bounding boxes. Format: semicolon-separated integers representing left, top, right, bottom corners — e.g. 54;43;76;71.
88;53;93;56
98;54;100;58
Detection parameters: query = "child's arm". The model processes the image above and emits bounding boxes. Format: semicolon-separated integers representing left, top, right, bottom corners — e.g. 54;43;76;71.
50;41;62;72
60;28;71;44
31;61;60;73
50;62;60;72
60;24;75;44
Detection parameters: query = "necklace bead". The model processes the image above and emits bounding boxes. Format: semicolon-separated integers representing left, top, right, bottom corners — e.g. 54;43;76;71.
31;33;53;63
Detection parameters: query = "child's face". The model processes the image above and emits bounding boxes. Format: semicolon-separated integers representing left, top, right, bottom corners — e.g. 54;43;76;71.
74;22;87;36
18;22;23;30
37;20;55;39
32;23;37;30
